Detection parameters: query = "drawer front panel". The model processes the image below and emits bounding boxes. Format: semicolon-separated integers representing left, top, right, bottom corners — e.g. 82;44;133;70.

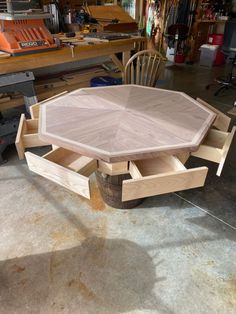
191;126;236;176
122;167;208;201
15;114;48;160
196;98;230;132
25;152;91;199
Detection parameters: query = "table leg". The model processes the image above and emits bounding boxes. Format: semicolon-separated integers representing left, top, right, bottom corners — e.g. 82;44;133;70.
95;171;144;209
122;51;131;67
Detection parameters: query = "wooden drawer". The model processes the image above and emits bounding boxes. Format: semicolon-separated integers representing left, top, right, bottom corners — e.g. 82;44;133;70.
196;98;231;132
29;91;68;119
191;127;236;176
25;148;97;199
15;114;48;160
122;155;208;201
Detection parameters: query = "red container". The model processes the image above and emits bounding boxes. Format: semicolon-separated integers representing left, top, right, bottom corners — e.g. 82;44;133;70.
215;50;225;65
208;34;224;46
175;53;185;63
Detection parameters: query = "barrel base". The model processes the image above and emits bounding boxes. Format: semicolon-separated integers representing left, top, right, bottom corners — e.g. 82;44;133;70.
95;171;144;209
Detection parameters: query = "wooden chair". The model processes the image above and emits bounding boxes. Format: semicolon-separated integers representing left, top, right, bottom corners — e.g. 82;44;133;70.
124;49;165;87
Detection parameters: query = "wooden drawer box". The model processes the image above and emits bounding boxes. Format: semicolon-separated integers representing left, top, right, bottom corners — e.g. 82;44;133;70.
29;91;68;119
191;127;236;176
122;155;208;201
196;98;231;132
15;114;49;160
25;148;97;199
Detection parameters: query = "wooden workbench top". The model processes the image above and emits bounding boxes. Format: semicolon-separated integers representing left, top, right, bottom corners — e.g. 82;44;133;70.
0;37;145;74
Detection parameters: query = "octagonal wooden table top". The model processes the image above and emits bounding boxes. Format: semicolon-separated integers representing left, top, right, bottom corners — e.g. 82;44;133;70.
39;85;216;162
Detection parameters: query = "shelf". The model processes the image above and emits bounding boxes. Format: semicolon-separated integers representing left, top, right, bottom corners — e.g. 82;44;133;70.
196;19;227;23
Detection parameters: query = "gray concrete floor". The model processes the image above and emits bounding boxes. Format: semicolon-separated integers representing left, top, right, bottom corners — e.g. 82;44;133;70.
0;64;236;314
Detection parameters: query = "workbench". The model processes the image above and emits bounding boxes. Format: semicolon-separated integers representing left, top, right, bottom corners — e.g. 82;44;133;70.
0;37;146;75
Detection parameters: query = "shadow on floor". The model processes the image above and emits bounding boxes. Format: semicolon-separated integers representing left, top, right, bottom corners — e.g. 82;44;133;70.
17;155;236;247
0;237;171;314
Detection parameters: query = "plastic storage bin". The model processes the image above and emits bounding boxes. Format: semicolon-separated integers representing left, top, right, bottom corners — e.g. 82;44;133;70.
199;44;219;67
90;76;118;87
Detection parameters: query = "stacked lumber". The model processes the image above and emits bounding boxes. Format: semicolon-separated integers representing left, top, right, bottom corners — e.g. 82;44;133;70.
0;94;11;104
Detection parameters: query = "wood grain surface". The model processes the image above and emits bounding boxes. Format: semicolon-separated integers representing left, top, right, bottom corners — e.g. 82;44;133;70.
88;5;135;23
39;85;216;162
0;38;145;75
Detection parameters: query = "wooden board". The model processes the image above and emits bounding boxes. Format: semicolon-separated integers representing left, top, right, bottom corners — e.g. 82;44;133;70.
15;114;48;160
122;156;208;201
39;85;216;163
191;127;236;176
88;5;135;23
98;160;128;175
196;98;231;132
0;37;146;75
25;149;96;199
122;167;208;201
217;126;236;176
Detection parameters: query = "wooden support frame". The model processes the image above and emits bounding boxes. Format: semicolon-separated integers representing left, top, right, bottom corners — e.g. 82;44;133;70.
25;148;97;199
175;152;190;165
109;54;125;73
122;51;131;68
98;160;129;175
196;98;231;132
129;161;142;179
15;114;48;160
191;127;236;176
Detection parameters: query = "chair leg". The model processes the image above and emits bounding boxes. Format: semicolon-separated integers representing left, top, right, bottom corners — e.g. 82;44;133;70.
214;84;227;96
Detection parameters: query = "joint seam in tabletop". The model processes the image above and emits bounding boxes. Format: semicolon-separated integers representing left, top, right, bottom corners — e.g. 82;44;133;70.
39;85;216;162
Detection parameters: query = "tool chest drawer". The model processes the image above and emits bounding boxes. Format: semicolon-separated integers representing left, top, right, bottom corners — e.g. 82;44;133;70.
122;155;208;201
15;114;48;160
191;127;236;176
25;148;97;199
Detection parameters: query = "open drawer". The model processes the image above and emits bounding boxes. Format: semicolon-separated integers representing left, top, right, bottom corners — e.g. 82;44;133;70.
15;114;49;160
122;155;208;201
25;148;97;199
29;91;68;119
191;126;236;176
196;98;231;132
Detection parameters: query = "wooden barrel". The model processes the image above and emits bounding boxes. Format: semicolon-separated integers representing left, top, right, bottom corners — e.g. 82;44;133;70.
95;171;144;209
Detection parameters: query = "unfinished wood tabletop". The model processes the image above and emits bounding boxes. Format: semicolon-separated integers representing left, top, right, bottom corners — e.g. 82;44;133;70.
39;85;216;162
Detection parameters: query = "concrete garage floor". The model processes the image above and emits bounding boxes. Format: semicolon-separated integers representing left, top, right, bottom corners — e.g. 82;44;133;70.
0;64;236;314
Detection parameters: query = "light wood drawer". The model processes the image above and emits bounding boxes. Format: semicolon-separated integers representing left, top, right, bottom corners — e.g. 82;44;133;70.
29;91;68;119
15;114;48;160
25;148;97;199
122;155;208;201
196;98;231;132
191;127;236;176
